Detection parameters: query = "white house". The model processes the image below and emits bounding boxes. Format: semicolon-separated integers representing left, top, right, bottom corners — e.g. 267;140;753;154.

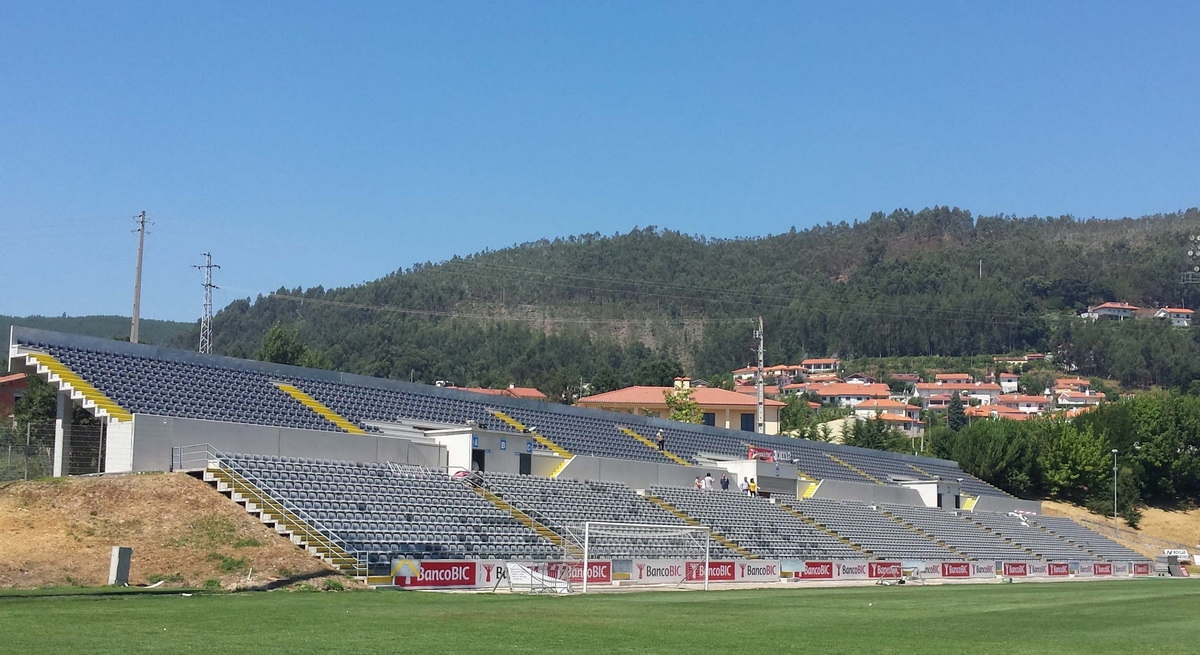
1081;302;1139;321
1155;307;1194;327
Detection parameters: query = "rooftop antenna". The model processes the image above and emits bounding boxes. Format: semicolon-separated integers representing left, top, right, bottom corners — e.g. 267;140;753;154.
194;252;220;354
130;211;152;343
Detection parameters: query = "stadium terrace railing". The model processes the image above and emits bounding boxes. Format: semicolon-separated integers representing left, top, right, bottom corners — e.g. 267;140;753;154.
171;443;371;576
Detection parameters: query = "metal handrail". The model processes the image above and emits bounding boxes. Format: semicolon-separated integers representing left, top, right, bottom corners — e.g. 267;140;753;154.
468;472;583;553
173;443;369;574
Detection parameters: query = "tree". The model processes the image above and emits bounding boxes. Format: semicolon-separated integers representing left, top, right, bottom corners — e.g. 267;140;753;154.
12;375;56;428
258;323;308;366
947;393;967;432
589;367;621;395
1036;420;1108;504
845;418;907;452
662;387;702;424
257;322;333;369
633;359;684;387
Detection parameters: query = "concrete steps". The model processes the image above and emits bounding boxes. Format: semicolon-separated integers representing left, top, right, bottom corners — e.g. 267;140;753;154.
204;466;363;576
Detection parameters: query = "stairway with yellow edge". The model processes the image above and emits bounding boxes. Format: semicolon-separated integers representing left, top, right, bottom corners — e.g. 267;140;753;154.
25;352;132;422
273;382;366;434
800;479;822;499
824;453;883;484
470;484;584;559
204;462;364;577
878;509;970;560
776;502;873;558
617;427;691;466
488;409;574;477
643;493;756;559
908;463;937;479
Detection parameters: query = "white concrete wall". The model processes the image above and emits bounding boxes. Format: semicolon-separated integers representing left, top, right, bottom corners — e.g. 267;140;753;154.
810;478;924;505
127;414;442;473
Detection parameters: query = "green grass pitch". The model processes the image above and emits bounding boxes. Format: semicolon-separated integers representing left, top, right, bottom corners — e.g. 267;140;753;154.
1;580;1197;654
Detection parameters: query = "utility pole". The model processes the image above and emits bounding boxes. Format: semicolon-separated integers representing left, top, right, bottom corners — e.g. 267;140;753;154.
130;211;151;343
754;316;765;434
194;253;220;354
1112;448;1119;537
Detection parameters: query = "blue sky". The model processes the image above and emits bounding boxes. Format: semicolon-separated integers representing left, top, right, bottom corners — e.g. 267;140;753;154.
2;2;1198;322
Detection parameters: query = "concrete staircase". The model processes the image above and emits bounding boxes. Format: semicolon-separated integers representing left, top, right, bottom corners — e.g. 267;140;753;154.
273;382;365;434
643;493;755;559
878;509;970;559
24;352;132;422
618;426;691;466
470;485;583;558
203;464;362;576
776;502;873;558
824;453;883;484
488;409;574;477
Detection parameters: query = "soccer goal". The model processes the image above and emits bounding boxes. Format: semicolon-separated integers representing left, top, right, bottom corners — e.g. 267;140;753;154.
566;521;713;592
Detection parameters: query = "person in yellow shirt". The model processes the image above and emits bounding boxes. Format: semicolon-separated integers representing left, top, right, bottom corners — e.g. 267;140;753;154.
748;478;757;496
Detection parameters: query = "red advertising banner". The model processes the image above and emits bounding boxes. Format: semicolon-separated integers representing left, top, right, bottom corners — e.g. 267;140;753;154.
546;561;612;584
1002;562;1029;577
747;446;776;462
1047;562;1070;577
868;561;903;579
685;561;736;582
940;561;971;578
798;561;835;580
1133;563;1151;576
1093;562;1113;576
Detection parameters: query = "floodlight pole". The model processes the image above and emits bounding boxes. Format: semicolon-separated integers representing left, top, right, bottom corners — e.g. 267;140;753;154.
582;522;589;594
1112;449;1119;537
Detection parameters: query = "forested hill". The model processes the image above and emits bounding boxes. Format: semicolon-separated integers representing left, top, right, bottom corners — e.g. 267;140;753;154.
179;207;1200;394
2;315;191;348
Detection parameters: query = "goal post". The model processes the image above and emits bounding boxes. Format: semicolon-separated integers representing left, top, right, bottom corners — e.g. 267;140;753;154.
570;521;713;592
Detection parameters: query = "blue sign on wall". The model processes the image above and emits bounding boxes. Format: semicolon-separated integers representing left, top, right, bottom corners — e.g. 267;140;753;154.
500;438;507;451
526;441;533;453
472;435;479;448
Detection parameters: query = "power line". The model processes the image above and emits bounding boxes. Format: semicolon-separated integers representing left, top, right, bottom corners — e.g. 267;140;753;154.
265;293;757;324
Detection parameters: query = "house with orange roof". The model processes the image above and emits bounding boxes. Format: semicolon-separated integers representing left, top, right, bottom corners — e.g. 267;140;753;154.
876;412;925;438
576;378;784;434
996;394;1050;415
0;373;28;419
1081;302;1139;321
1155;307;1194;327
795;381;891;407
986;372;1020;394
800;357;840;373
935;373;973;384
464;384;549;401
805;373;843;383
853;398;920;421
914;381;1002;405
1054;378;1091;393
967;405;1033;421
1056;390;1106;408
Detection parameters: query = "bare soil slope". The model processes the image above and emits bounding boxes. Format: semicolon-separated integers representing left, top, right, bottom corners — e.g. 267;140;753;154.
0;473;343;589
1042;500;1200;560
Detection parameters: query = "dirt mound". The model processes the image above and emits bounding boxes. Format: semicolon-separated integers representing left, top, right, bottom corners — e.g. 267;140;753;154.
1042;500;1200;560
0;473;350;590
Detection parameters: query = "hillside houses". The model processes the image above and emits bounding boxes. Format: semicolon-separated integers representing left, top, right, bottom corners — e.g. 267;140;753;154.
1081;301;1193;327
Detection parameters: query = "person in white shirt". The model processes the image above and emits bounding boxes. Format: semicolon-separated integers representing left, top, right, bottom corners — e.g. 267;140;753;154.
703;473;713;491
694;476;703;490
739;477;750;495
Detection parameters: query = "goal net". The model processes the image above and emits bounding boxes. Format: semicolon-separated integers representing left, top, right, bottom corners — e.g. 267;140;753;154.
564;521;713;592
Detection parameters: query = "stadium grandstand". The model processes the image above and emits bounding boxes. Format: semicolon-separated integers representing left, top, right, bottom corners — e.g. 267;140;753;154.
8;326;1150;586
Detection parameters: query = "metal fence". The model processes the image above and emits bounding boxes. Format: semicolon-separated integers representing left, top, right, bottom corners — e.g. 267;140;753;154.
0;421;106;481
